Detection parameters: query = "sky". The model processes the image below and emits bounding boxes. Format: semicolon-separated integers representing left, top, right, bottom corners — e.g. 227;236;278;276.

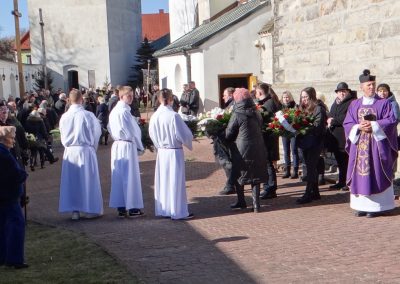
0;0;169;38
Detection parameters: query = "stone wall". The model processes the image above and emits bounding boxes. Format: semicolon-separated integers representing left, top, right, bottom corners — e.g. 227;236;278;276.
271;0;400;105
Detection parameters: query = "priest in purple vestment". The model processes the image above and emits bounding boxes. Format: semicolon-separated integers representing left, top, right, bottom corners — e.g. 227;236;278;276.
343;69;398;218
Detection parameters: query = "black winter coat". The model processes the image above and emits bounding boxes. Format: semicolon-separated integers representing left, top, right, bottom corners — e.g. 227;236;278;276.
25;116;48;141
326;93;356;152
0;143;27;206
96;103;109;128
258;97;281;161
225;98;268;185
296;104;327;150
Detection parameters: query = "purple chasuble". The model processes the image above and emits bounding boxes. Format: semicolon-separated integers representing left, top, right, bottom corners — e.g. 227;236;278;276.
343;97;398;195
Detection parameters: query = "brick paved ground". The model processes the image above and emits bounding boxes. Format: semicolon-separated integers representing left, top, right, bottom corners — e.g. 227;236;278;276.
27;137;400;283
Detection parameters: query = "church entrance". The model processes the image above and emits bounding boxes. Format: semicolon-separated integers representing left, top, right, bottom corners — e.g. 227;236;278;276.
218;74;253;108
68;70;79;91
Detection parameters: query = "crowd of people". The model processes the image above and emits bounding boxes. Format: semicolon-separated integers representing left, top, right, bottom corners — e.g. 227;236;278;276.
1;70;399;269
216;69;399;217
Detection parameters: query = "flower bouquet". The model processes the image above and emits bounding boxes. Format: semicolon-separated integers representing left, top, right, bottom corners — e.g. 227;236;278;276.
138;118;154;152
267;108;314;138
197;107;232;138
180;114;199;137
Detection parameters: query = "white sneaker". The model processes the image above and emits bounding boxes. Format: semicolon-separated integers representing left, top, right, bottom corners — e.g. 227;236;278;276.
71;211;80;220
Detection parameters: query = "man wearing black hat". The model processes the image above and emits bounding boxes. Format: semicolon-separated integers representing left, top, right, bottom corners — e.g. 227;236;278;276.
343;70;398;218
327;82;357;190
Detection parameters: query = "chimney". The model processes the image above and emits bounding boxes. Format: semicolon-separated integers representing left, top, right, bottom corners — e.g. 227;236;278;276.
159;9;164;14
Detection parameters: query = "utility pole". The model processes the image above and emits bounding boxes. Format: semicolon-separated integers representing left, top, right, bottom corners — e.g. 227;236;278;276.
12;0;25;97
146;59;151;120
39;8;48;90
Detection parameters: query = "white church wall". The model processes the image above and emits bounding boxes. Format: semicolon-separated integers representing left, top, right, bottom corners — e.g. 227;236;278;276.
0;59;41;100
106;0;142;86
28;0;111;91
169;0;198;42
158;55;188;96
201;5;272;108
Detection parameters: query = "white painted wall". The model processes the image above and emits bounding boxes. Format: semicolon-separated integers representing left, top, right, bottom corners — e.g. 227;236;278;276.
106;0;142;86
169;0;198;42
158;4;271;111
158;54;189;96
201;5;272;109
28;0;141;91
0;59;42;100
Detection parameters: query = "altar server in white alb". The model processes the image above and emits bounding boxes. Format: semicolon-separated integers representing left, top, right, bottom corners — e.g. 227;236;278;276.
149;88;194;220
108;86;145;218
59;89;103;220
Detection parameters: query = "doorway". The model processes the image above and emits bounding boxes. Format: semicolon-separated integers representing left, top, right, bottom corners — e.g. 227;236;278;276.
218;74;251;107
68;70;79;90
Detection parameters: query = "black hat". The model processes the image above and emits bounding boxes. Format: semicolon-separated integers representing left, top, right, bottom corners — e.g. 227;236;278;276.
359;69;376;83
335;82;350;93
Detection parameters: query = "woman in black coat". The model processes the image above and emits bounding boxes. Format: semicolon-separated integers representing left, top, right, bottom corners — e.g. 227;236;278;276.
225;88;268;212
327;82;357;190
25;110;58;169
0;126;28;269
96;96;109;145
255;83;282;199
296;87;327;204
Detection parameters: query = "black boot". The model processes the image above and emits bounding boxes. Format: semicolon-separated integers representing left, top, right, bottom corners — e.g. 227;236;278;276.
296;182;315;204
230;185;247;209
260;185;277;199
282;166;290;179
318;174;326;185
219;185;235;195
252;184;261;213
291;167;299;179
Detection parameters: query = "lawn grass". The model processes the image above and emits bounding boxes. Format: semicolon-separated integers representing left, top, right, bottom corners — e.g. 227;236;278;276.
1;222;138;283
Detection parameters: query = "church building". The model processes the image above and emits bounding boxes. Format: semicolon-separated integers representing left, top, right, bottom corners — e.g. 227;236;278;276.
27;0;142;91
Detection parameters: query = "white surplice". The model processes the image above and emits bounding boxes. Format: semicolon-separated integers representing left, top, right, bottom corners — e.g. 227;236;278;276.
149;105;193;219
59;104;103;214
107;101;144;210
348;96;395;212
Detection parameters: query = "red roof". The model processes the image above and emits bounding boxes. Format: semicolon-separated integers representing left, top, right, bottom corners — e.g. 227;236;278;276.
13;31;30;51
142;10;170;41
20;31;30;50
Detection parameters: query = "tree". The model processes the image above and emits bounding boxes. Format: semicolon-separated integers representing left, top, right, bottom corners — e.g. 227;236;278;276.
33;70;54;93
0;37;14;60
128;38;157;87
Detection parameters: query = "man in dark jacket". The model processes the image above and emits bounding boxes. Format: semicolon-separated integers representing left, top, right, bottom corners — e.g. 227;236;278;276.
180;82;200;115
217;87;236;195
327;82;357;190
0;126;29;269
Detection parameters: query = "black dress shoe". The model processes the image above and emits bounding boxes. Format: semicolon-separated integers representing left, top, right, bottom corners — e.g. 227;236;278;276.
219;187;236;195
290;173;299;179
329;183;345;189
260;188;277;200
6;263;29;269
296;195;313;204
354;211;367;217
230;201;247;209
50;157;59;164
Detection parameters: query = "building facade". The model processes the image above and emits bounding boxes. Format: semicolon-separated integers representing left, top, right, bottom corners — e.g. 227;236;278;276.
27;0;142;91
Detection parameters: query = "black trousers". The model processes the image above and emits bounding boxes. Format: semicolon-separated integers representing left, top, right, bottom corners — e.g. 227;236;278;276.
333;150;349;185
302;144;323;195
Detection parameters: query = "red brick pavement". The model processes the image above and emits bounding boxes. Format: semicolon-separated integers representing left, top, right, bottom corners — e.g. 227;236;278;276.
27;137;400;283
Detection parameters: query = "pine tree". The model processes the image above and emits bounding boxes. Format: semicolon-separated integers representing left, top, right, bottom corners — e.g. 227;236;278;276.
128;38;156;87
34;70;53;93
